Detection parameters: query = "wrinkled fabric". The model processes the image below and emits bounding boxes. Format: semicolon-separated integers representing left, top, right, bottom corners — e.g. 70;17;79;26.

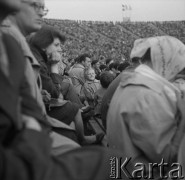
0;33;45;143
81;79;100;105
50;132;80;155
130;36;185;81
1;20;82;153
135;64;179;98
107;70;178;156
1;19;46;114
107;36;185;179
107;72;181;179
69;63;85;95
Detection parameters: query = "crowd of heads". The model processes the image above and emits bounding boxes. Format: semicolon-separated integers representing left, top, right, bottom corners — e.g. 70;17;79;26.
1;0;185;179
43;18;185;64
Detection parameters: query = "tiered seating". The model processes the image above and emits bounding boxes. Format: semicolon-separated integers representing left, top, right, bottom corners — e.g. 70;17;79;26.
43;18;185;62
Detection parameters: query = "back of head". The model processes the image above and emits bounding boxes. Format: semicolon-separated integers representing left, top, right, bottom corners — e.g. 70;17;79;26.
118;62;130;72
109;62;119;71
100;72;115;88
131;36;185;81
77;53;91;64
99;64;107;71
29;25;66;49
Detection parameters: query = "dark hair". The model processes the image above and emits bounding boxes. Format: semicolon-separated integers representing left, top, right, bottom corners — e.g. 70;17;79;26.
77;53;91;63
131;57;140;64
91;60;99;66
118;62;130;72
29;25;66;49
109;62;119;70
176;68;185;77
100;72;114;88
100;56;105;60
141;48;151;63
105;58;113;65
99;64;107;71
68;58;73;63
74;56;79;63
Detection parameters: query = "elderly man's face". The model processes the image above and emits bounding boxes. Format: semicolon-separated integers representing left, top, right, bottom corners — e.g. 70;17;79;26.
15;0;47;35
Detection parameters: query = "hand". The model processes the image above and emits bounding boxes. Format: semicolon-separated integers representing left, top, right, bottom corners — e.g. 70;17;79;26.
47;51;61;65
50;63;59;74
41;90;51;103
22;115;41;131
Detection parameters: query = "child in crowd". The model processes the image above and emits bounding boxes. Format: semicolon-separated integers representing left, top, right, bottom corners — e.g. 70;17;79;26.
81;68;100;107
94;72;115;116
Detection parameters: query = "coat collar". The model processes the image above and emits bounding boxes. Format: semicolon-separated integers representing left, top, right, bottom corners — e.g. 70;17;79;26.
120;65;179;96
73;63;85;69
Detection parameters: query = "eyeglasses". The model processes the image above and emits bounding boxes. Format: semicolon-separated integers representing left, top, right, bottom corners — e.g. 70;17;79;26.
22;1;49;16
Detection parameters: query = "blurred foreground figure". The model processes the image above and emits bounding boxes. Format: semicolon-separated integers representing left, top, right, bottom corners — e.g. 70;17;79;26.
1;0;81;151
0;1;124;180
107;36;185;179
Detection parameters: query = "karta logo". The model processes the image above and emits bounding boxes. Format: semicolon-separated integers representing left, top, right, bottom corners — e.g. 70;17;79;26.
109;157;184;179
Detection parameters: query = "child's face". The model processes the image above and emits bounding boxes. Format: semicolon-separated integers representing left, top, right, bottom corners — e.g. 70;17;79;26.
86;69;95;81
95;62;100;69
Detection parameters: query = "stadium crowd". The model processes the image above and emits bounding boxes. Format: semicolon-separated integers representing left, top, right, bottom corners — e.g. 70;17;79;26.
44;18;185;63
0;0;185;179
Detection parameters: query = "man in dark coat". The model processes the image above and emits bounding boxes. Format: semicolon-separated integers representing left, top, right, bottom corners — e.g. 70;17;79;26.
0;1;125;180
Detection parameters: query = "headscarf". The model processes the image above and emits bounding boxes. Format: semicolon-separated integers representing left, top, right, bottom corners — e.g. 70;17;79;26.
130;36;185;81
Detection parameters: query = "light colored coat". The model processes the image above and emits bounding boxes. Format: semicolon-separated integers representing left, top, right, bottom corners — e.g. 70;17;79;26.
107;69;178;158
107;68;183;177
1;19;45;114
108;36;185;177
69;63;85;95
81;79;100;106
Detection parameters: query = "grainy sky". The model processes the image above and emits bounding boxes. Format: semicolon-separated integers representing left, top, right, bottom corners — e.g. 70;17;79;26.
45;0;185;22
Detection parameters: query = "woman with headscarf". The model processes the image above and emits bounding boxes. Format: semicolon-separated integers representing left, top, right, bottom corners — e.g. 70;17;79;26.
107;36;185;179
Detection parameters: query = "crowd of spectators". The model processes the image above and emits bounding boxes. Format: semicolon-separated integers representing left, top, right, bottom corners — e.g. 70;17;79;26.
43;18;185;63
1;0;185;179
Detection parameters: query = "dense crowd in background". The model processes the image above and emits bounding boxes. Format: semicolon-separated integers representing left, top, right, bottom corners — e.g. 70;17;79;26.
1;0;185;179
43;18;185;62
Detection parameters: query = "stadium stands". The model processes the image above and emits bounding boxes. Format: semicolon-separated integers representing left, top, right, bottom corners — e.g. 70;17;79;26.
43;18;185;62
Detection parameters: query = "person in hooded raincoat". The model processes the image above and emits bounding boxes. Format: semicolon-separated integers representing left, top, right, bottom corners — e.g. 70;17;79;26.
107;36;185;179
